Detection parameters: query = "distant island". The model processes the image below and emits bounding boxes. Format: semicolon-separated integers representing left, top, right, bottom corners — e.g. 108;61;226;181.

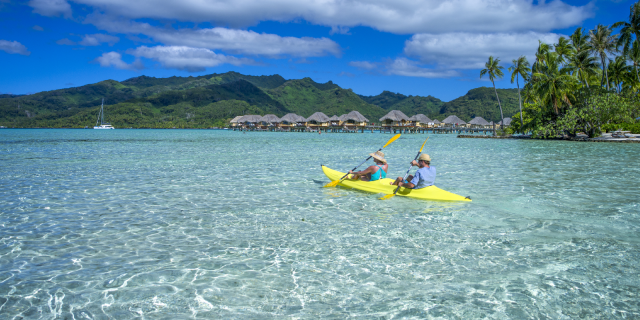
0;71;520;129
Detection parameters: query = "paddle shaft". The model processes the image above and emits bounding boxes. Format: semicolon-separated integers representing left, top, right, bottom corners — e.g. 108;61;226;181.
391;151;422;195
390;137;429;196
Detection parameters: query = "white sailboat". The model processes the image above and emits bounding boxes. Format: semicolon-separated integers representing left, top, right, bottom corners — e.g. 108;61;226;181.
94;99;115;129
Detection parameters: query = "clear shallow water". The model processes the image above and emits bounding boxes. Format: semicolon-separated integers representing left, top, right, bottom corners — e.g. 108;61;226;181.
0;129;639;319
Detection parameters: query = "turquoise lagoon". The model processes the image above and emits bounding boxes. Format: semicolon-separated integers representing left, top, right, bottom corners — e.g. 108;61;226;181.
0;129;639;319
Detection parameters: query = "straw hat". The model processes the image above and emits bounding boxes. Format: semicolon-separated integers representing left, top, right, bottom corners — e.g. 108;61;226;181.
369;151;387;163
418;154;431;162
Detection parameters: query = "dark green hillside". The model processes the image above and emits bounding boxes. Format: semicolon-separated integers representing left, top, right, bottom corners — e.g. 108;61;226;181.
266;78;386;119
439;87;520;122
359;91;408;109
390;96;444;118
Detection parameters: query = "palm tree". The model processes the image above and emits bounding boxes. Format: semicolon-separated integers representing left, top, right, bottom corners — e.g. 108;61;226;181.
566;50;600;88
570;27;590;53
589;24;619;90
508;56;531;129
607;56;633;93
533;41;551;73
628;39;640;83
532;52;578;115
613;2;640;56
554;37;574;65
480;56;506;128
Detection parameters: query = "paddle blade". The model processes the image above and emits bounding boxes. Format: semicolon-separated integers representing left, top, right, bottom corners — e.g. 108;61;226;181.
418;137;429;152
379;193;396;200
323;180;341;188
383;134;401;148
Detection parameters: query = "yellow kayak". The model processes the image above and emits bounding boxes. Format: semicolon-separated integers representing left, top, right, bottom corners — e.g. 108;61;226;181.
322;165;471;202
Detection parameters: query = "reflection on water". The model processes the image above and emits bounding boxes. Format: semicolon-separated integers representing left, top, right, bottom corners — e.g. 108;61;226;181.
0;129;639;319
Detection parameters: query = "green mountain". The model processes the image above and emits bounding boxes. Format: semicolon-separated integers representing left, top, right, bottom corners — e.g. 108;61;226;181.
0;71;522;128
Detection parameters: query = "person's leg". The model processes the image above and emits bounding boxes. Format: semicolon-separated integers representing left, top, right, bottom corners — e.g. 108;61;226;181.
360;173;372;181
391;176;402;185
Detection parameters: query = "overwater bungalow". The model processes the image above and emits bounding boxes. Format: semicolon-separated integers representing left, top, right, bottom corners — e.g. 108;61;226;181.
229;115;243;127
468;116;490;128
306;112;331;129
280;113;306;129
329;115;341;126
342;111;369;128
408;114;433;128
432;119;441;127
258;114;280;129
442;115;467;127
236;115;262;128
380;110;410;127
498;117;512;127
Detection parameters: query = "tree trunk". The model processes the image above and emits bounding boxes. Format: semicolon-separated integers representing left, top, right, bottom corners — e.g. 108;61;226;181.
492;80;504;130
517;75;523;132
600;55;607;89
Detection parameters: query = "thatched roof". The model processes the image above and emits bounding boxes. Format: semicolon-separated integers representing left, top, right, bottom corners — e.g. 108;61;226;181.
338;114;347;121
230;115;243;123
238;115;262;123
468;116;490;126
280;113;305;123
260;114;280;123
329;115;340;121
498;118;512;126
433;119;441;124
442;115;467;125
306;112;330;123
408;114;432;123
343;110;369;122
380;110;409;122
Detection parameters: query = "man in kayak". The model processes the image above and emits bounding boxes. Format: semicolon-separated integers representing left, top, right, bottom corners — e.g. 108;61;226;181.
348;151;388;182
390;154;435;189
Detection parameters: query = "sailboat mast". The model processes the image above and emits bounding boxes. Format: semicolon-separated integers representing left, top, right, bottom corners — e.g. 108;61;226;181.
101;98;105;125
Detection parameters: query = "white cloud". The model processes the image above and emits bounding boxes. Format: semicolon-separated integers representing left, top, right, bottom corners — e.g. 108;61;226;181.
387;58;460;78
349;61;377;70
28;0;71;18
95;52;142;70
56;38;76;45
71;0;591;34
128;46;255;72
79;34;120;46
0;40;31;56
88;17;341;58
404;32;564;69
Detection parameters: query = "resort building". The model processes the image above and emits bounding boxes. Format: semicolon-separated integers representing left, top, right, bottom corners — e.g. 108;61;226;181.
306;112;331;128
498;118;512;127
280;113;306;128
328;115;341;126
237;115;262;128
408;114;433;128
468;116;490;128
258;114;280;129
442;115;467;127
380;110;410;127
342;111;369;129
229;115;243;127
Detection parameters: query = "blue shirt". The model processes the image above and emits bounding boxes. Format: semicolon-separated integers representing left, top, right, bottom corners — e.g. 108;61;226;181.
410;166;436;189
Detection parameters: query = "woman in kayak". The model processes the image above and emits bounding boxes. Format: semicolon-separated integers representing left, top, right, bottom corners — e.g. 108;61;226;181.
348;151;388;182
390;153;435;189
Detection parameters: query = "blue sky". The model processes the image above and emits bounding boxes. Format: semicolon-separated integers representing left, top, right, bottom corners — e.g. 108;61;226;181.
0;0;632;101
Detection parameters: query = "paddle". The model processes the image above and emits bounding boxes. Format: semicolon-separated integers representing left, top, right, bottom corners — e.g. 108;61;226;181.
380;137;429;200
324;134;401;188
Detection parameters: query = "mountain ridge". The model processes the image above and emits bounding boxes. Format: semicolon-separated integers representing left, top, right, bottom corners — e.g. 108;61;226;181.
0;72;520;128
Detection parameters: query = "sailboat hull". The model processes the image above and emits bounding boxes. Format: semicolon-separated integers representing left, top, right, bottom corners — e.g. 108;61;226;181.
93;125;114;129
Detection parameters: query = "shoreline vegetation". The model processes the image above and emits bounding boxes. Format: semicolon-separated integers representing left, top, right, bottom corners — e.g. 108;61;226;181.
486;1;640;138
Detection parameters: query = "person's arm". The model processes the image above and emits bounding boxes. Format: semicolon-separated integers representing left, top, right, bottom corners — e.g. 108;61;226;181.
349;165;376;176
